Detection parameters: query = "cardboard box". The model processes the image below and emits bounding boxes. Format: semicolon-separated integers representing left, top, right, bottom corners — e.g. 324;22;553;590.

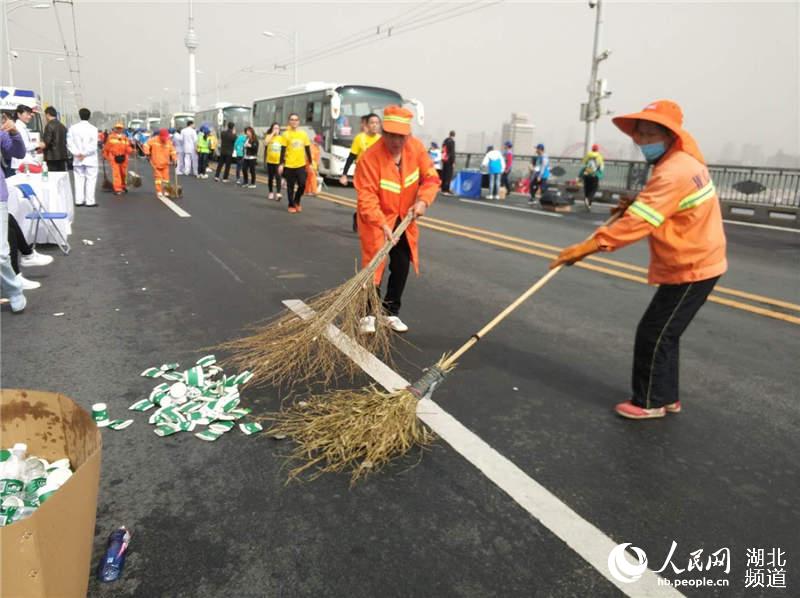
1;389;102;598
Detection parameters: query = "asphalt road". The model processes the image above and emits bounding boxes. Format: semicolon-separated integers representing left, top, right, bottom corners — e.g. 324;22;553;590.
3;160;799;598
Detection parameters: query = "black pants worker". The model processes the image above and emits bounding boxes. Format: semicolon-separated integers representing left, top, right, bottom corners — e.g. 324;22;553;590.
632;276;719;409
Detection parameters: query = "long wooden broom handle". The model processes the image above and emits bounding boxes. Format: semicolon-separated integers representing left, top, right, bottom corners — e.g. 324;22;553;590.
441;213;621;369
362;211;416;271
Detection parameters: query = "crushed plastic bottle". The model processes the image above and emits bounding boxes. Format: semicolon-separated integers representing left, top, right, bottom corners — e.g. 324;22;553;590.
96;527;131;582
0;444;27;499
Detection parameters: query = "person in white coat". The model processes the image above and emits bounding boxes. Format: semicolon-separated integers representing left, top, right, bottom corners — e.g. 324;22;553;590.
180;120;198;177
10;105;38;173
172;127;185;175
67;108;100;207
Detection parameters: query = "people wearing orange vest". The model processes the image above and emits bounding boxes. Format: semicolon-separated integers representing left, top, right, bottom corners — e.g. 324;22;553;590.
143;128;177;198
550;100;727;420
102;122;133;195
355;105;440;333
304;134;322;196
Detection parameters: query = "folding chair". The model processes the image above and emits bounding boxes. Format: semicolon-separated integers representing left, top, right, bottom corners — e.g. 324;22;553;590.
15;183;71;255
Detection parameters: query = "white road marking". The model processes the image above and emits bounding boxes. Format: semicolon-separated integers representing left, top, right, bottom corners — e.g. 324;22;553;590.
157;194;191;218
283;299;683;598
207;250;243;283
722;219;799;233
458;198;564;218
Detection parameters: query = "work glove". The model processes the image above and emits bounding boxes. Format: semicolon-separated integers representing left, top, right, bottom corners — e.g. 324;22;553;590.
549;238;600;269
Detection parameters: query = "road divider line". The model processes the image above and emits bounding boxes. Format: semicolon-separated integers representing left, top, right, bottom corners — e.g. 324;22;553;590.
722;219;800;233
283;298;683;598
157;194;191;218
314;191;800;319
458;198;563;218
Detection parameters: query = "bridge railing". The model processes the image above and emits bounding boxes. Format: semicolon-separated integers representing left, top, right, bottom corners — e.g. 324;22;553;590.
454;153;800;208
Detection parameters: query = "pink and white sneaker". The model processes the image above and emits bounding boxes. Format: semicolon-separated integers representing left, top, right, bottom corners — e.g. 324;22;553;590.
664;401;681;414
614;400;666;420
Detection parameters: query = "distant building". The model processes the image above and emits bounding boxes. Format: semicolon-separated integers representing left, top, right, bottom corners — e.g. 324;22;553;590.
501;112;535;154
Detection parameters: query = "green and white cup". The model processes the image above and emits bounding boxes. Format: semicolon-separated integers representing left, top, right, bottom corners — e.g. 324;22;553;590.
92;403;111;426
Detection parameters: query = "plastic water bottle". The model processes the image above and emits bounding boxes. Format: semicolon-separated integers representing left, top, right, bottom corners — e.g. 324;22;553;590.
96;527;131;582
23;458;47;504
42;161;49;182
0;444;27;499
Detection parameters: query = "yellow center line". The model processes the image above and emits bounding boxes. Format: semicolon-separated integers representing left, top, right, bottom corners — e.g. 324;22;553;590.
311;191;800;326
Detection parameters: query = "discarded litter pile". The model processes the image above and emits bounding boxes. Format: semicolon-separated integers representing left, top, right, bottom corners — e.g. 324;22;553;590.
0;443;73;526
130;355;263;441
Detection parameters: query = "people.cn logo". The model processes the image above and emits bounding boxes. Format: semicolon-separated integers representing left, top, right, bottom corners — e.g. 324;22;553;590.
608;543;649;584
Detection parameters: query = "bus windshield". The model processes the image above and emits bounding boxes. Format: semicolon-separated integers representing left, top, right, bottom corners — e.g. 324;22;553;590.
223;106;251;132
333;87;403;143
174;114;193;130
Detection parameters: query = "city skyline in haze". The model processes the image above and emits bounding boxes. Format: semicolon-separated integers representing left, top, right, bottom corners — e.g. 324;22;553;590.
3;1;798;165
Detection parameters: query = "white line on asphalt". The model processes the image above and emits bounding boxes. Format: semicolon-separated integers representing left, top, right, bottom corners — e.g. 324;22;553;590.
722;219;799;233
283;299;683;598
458;199;564;218
157;194;191;218
207;250;243;283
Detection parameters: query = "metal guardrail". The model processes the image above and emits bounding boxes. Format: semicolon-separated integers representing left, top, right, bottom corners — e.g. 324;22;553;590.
455;153;800;208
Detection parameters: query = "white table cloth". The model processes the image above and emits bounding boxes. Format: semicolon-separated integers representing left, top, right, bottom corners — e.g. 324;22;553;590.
6;171;74;245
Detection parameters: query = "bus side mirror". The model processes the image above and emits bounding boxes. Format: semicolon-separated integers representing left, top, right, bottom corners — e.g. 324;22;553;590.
407;98;424;126
330;92;341;120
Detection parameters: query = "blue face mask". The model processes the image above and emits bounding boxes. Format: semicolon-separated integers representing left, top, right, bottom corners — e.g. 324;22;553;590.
639;141;667;163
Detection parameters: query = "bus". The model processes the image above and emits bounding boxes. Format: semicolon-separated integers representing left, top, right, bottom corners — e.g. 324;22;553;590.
128;118;144;130
252;83;424;178
0;87;44;148
146;117;161;132
194;103;251;136
162;112;194;131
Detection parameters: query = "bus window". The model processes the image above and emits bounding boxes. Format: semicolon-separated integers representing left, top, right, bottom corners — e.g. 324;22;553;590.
305;101;314;123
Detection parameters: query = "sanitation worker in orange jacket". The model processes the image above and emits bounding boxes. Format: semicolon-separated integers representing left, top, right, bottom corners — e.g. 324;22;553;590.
143;128;177;198
550;100;727;420
355;105;440;334
103;122;133;195
304;135;322;196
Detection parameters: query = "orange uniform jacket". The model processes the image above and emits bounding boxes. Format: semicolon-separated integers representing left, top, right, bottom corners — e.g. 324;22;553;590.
143;138;177;167
594;146;727;284
355;136;441;284
103;133;133;162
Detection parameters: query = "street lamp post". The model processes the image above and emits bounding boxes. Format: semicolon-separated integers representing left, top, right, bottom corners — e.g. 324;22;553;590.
263;30;299;86
185;0;199;111
3;1;51;86
581;0;612;156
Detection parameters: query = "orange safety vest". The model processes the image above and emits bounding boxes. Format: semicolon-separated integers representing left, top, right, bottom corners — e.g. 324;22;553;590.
594;146;727;284
144;138;176;168
103;133;132;160
355;136;441;284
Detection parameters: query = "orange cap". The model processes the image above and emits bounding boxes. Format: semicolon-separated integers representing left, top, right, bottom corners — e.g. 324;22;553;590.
113;122;124;129
382;105;413;136
612;99;705;165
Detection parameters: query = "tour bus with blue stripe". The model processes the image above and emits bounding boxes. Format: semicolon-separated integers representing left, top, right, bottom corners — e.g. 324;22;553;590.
0;87;44;147
251;82;424;178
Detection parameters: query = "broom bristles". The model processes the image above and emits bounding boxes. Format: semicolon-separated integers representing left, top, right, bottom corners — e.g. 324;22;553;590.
220;272;394;388
261;386;433;485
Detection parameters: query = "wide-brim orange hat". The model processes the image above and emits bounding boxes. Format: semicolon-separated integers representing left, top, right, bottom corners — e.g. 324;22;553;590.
613;99;705;164
382;105;413;136
113;122;124;129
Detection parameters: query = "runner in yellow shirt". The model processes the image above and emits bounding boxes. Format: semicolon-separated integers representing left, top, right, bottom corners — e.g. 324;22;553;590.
278;113;312;213
263;122;283;201
340;113;382;230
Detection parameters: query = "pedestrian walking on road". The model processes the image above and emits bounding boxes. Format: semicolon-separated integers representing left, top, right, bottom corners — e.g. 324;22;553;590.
481;145;506;200
39;106;69;172
242;126;259;189
440;130;456;194
233;130;247;185
550;99;727;420
305;134;322;196
214;122;236;182
528;143;550;203
428;141;442;180
67;108;100;206
263;122;283;200
181;120;198;176
143;128;177;199
278;113;312;213
580;143;604;210
340;113;382;231
501;140;514;195
355;105;440;334
172;127;185;175
196;125;211;178
103;122;134;195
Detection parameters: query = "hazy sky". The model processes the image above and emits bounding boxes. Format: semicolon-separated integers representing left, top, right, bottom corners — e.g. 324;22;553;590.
5;1;799;163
